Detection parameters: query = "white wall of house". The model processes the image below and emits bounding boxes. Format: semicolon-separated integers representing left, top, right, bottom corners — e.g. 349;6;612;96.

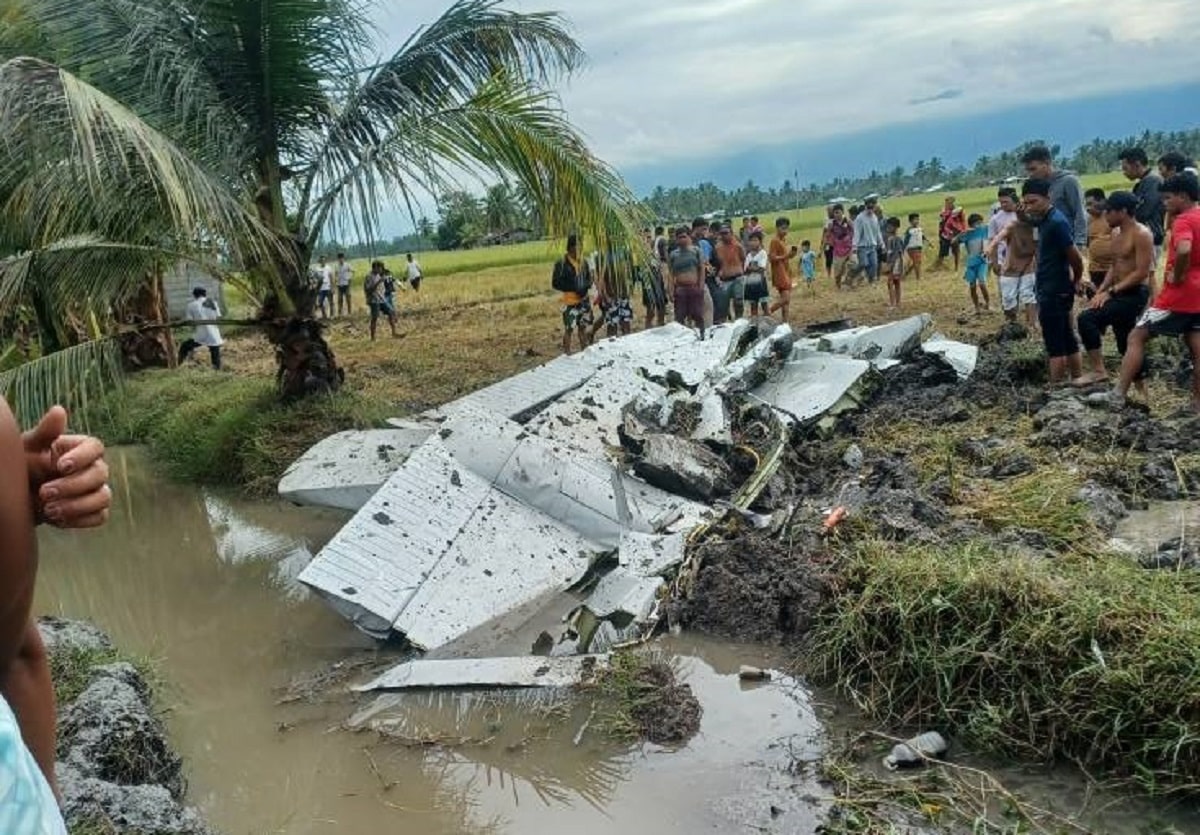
164;262;224;319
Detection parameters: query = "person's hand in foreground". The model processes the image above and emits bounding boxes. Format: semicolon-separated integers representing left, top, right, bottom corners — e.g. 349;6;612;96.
22;406;111;528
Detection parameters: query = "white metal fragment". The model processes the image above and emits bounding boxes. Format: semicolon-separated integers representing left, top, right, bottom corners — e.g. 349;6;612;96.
354;655;609;691
278;426;434;511
582;569;664;620
922;334;979;379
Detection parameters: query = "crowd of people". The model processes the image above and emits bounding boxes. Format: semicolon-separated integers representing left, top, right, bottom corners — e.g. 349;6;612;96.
552;146;1200;414
312;252;424;340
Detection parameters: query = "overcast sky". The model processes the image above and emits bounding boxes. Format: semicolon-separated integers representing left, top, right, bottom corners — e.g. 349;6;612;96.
376;0;1200;174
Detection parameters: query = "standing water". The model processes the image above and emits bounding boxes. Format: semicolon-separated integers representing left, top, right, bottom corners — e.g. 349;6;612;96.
35;449;827;834
36;450;1200;833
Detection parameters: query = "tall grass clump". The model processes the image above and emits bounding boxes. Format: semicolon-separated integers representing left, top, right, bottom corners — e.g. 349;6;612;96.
82;369;391;494
809;539;1200;793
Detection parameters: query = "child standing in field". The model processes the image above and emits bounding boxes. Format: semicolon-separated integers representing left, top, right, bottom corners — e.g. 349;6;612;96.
743;231;770;317
955;213;992;313
800;240;817;296
903;213;927;280
885;217;905;310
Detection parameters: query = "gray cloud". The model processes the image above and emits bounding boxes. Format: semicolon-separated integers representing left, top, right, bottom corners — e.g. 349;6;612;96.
372;1;1200;170
909;89;965;106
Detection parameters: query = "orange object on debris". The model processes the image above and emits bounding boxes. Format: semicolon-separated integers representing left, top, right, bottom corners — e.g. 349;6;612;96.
823;506;847;532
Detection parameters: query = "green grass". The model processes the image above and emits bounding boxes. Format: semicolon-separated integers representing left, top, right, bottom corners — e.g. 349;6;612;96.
808;537;1200;793
83;369;392;495
341;238;560;283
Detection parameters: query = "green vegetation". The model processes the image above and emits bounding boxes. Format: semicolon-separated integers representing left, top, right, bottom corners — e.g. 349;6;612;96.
643;129;1200;219
83;370;391;496
589;651;701;746
810;537;1200;793
48;642;156;707
2;0;644;420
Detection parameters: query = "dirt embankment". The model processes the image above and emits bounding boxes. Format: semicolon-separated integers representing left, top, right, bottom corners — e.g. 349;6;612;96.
41;617;216;835
670;328;1200;791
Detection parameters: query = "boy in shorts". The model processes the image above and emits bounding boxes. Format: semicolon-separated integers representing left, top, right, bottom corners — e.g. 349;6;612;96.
955;213;991;313
800;240;817;296
1093;173;1200;411
903;213;927;281
743;231;770;317
884;217;905;310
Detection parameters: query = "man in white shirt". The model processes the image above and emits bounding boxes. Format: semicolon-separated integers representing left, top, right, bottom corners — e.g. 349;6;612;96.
335;252;353;316
316;255;333;318
178;287;224;369
987;187;1020;274
405;253;423;291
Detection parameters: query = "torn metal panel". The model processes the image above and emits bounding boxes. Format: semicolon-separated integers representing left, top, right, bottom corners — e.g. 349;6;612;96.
619;531;687;577
525;364;667;459
443;407;707;547
637;321;749;389
354;655;609;692
277;426;434;511
392;490;596;651
582;569;664;620
299;407;706;649
296;438;495;639
453;353;597;422
922;335;978;379
817;314;931;362
583;322;703;366
751;351;873;426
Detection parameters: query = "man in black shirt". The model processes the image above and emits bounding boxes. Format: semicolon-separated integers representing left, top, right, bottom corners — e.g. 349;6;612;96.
1118;147;1165;258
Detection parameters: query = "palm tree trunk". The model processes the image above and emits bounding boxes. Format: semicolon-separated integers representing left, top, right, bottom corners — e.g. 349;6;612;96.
114;266;175;370
254;157;343;399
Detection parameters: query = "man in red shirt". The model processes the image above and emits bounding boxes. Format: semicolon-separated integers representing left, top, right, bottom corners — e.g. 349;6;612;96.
935;196;967;272
1095;173;1200;412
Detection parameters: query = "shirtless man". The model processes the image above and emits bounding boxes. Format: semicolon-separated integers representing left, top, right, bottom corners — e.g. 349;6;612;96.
1075;191;1153;386
986;209;1038;330
713;225;747;323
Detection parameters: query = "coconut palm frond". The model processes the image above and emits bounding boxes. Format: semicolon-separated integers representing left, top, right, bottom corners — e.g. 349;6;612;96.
0;57;288;271
0;337;123;426
0;236;206;318
300;0;585;241
312;74;645;256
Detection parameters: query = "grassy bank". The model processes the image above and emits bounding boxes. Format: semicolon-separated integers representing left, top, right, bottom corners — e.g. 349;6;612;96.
811;536;1200;792
84;370;391;496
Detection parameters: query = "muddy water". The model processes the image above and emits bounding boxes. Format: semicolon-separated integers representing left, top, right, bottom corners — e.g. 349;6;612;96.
34;449;826;834
35;451;1200;834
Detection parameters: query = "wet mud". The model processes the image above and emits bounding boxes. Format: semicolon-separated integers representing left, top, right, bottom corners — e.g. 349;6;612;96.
676;323;1200;648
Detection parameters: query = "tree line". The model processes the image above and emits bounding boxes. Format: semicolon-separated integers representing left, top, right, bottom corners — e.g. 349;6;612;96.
642;129;1200;221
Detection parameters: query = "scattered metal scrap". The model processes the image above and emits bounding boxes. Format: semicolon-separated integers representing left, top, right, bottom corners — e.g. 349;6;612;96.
354;655;608;692
286;314;972;669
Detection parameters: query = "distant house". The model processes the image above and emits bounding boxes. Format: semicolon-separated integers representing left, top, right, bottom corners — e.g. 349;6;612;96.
163;261;223;319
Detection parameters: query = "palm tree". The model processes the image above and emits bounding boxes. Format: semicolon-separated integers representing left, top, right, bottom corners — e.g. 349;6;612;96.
0;0;642;416
484;183;519;235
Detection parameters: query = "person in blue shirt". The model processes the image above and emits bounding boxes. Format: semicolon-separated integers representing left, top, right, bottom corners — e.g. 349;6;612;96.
799;240;817;296
954;213;991;314
1022;177;1086;384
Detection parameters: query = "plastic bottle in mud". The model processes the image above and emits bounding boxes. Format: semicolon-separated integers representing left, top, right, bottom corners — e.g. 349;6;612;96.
882;731;947;770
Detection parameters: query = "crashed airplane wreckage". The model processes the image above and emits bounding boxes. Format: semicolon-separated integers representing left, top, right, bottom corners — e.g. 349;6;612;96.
281;315;976;681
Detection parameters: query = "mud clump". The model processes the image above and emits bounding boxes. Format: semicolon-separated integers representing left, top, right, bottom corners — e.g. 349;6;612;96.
628;661;703;746
673;530;832;644
41;617;216;835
